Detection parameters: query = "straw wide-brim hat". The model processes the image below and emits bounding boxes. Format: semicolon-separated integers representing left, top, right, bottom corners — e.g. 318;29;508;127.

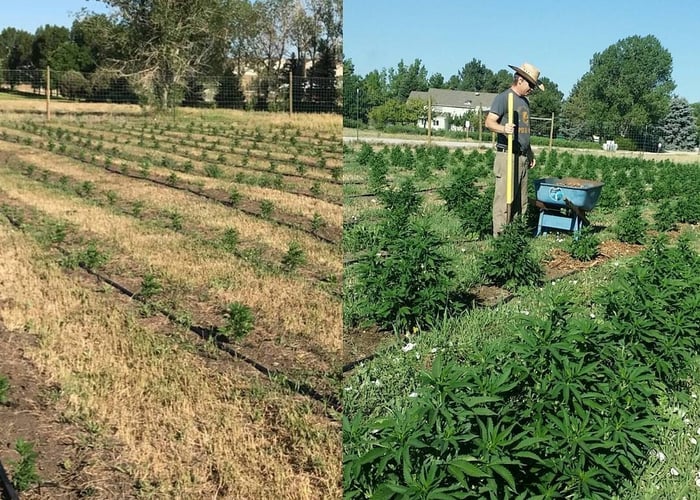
508;62;545;91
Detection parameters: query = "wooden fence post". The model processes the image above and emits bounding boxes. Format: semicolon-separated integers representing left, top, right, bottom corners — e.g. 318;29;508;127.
427;95;432;144
46;66;51;121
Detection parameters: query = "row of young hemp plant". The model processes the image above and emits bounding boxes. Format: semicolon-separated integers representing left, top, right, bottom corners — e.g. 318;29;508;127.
4;121;341;199
343;233;700;498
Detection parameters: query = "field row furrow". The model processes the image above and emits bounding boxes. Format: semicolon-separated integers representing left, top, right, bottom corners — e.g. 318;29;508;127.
1;122;343;204
43;120;343;180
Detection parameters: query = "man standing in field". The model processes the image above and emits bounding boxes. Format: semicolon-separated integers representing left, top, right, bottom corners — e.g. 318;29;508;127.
485;62;544;236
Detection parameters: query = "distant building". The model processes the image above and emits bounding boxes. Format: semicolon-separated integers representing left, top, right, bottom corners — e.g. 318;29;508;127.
407;88;497;131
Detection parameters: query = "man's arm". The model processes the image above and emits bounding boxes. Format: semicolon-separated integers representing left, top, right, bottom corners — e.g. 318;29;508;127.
485;111;514;135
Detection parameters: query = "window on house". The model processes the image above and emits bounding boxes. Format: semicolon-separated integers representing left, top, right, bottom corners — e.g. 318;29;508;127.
433;120;439;126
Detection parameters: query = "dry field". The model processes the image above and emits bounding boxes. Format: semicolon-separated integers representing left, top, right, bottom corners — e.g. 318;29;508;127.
0;101;342;498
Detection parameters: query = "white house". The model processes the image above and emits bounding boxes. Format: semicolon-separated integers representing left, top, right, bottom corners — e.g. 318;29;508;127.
407;88;497;131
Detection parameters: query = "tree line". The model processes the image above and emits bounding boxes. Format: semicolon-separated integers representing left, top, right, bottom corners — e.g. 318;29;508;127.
0;0;342;112
344;35;700;151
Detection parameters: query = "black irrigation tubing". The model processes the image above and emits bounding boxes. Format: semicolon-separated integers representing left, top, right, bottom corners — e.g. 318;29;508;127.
0;212;341;414
0;458;19;500
43;166;344;295
42;122;342;172
347;187;440;199
91;127;343;184
128;169;340;245
2;127;343;205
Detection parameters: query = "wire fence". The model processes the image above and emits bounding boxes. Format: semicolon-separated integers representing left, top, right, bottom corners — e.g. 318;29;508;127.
0;68;342;114
348;111;697;154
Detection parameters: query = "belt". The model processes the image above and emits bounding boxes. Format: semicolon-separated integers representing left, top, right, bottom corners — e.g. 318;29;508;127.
495;144;523;154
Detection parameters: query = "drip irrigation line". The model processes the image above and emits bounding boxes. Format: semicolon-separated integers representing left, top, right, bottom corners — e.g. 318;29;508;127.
0;458;19;500
347;187;439;199
0;131;340;245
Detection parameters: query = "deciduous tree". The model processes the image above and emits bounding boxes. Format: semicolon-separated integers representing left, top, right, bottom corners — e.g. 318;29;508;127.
96;0;245;109
562;35;674;137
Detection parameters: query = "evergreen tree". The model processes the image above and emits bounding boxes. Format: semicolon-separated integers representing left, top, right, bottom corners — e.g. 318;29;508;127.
307;40;337;113
182;76;206;107
214;70;245;109
662;96;698;151
342;58;362;124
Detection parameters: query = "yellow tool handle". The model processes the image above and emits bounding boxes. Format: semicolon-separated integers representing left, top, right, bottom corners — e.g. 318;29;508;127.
506;92;514;205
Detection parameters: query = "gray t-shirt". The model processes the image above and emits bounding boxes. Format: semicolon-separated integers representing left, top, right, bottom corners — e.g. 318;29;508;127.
490;89;531;152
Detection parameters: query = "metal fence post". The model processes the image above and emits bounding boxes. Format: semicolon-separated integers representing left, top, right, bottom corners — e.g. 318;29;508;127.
549;112;554;152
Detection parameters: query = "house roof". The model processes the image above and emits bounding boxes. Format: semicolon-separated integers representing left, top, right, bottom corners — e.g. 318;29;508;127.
407;88;497;110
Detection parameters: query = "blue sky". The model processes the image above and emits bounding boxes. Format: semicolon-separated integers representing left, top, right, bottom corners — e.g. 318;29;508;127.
0;1;112;33
344;0;700;103
3;1;698;103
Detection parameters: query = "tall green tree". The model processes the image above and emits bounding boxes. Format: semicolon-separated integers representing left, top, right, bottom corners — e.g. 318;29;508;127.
561;35;675;137
362;68;389;116
387;58;428;102
448;58;493;91
428;72;445;88
214;69;245;109
0;28;33;69
343;58;361;123
692;102;700;145
70;13;131;73
486;68;512;93
31;25;70;69
529;77;564;137
306;39;337;112
661;96;698;151
48;41;93;72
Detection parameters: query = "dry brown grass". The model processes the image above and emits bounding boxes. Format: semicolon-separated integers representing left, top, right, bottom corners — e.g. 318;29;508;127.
0;145;341;274
0;100;143;116
0;99;341;136
0;105;342;498
0;174;341;353
0;123;342;221
0;225;341;499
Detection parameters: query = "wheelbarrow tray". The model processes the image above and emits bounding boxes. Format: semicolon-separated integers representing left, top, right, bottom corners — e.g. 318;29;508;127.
533;177;604;211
